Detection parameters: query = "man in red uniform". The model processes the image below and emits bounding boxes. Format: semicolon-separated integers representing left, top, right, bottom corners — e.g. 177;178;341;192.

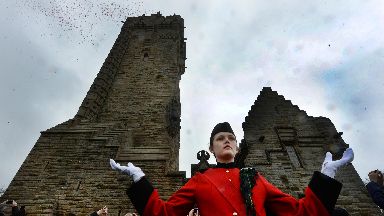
110;122;354;216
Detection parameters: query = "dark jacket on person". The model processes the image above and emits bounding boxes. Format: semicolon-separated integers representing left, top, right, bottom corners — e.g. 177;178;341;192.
366;181;384;209
12;206;22;216
0;205;23;216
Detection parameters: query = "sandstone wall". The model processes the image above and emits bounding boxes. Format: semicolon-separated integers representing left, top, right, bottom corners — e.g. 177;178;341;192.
2;13;187;215
239;87;382;215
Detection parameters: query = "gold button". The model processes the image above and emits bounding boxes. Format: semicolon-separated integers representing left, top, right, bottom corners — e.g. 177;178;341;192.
233;212;238;215
226;170;229;173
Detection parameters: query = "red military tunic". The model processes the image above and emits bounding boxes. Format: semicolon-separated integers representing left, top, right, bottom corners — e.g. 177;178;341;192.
128;166;341;216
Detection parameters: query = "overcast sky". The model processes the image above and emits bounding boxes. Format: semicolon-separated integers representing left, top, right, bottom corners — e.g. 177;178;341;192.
1;0;384;188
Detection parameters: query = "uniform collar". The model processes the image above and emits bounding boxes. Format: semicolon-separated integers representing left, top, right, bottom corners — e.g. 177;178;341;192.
215;162;236;168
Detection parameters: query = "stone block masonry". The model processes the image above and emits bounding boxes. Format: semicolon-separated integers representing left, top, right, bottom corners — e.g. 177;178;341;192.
238;87;382;215
2;12;187;215
2;12;381;215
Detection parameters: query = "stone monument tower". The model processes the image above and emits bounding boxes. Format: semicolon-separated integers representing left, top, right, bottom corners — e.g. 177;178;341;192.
1;12;187;215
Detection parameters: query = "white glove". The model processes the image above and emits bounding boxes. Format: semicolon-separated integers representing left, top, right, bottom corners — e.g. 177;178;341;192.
109;159;145;182
321;148;354;178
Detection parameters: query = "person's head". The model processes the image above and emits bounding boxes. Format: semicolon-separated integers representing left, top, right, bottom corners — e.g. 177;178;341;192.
0;203;6;214
209;122;238;163
368;170;384;185
0;201;11;216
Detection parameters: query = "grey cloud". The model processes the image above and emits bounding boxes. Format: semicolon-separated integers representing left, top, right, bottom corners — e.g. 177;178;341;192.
2;0;384;186
0;2;87;188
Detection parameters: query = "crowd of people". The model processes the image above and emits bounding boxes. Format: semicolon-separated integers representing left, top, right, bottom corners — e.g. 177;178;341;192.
89;206;140;216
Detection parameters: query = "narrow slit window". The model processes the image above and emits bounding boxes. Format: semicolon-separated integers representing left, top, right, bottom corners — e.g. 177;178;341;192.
143;53;149;61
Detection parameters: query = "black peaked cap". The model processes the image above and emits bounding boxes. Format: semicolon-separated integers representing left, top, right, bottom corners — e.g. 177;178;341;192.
210;122;235;145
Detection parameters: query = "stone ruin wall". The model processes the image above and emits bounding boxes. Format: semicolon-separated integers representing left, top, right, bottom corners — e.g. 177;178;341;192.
239;87;381;215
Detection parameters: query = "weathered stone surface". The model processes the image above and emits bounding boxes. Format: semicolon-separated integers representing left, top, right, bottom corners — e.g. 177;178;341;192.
1;13;186;215
238;87;382;215
2;13;381;216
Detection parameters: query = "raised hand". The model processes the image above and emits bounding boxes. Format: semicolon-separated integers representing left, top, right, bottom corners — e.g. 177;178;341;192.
97;206;108;216
321;148;354;178
109;159;145;182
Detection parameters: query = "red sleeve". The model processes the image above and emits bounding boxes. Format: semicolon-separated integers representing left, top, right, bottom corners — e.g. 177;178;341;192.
128;175;198;216
261;171;341;216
